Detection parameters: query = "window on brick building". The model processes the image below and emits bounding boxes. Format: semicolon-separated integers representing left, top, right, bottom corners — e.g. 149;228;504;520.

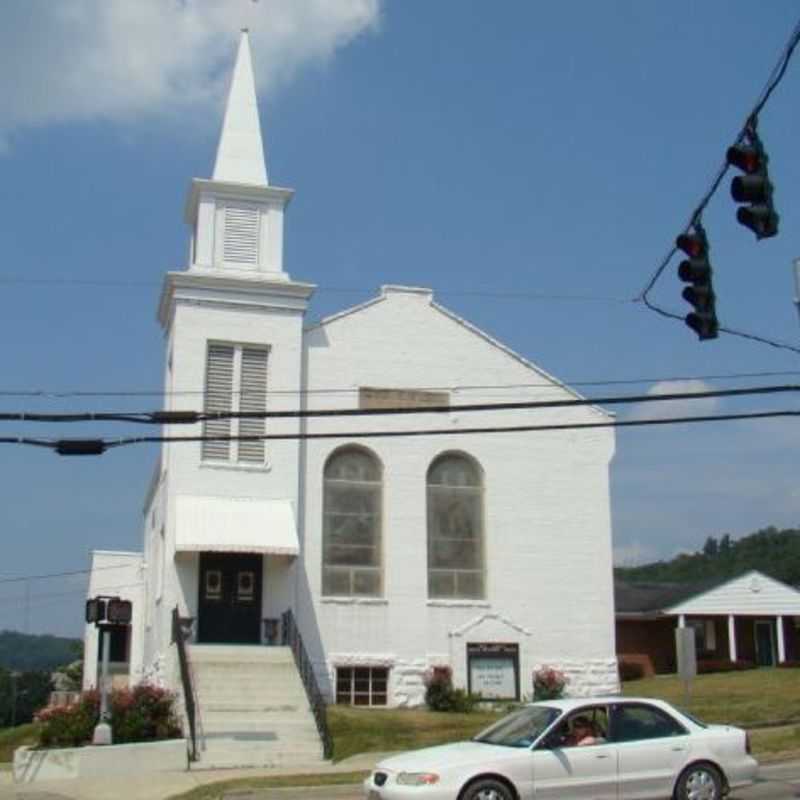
201;342;269;464
427;453;485;599
322;447;383;596
335;666;388;706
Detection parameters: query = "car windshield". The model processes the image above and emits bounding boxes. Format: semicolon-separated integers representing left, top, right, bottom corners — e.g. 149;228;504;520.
676;708;708;728
474;706;560;748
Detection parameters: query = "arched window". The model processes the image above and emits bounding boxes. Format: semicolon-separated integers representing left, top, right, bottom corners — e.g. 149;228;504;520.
427;453;485;599
323;447;383;597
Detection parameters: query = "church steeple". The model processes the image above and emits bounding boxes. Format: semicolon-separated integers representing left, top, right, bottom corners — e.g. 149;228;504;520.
182;30;294;280
213;30;268;186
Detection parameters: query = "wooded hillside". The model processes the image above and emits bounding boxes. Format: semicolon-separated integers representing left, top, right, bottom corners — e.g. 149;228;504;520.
615;526;800;586
0;630;82;671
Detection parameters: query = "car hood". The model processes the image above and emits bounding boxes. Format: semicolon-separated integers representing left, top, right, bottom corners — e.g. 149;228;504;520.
376;741;520;773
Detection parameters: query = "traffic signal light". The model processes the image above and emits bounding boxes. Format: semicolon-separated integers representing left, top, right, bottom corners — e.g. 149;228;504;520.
676;224;718;340
726;122;779;239
107;598;133;625
85;598;106;624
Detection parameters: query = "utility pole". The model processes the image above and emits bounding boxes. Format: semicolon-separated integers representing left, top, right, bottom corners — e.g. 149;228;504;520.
10;672;17;727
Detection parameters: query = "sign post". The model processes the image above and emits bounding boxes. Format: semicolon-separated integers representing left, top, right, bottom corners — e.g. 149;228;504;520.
675;627;697;708
85;595;132;746
93;627;112;745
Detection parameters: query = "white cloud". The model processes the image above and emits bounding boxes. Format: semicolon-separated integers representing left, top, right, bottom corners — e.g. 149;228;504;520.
0;0;380;137
623;379;720;421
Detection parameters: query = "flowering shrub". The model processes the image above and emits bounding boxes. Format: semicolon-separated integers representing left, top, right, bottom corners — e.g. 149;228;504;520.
532;666;566;700
35;684;182;748
36;692;98;748
423;666;480;713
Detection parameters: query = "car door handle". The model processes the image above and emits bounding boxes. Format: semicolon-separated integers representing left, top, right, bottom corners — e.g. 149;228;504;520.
671;747;686;752
595;754;611;759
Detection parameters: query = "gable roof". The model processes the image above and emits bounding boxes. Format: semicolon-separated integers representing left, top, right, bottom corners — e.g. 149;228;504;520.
615;570;800;617
614;579;714;615
305;284;613;418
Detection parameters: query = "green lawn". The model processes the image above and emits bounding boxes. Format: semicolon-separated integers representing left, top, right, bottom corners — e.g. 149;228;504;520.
328;706;499;762
0;723;38;764
620;667;800;726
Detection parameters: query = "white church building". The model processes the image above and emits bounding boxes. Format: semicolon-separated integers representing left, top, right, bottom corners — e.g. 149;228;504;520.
84;31;617;764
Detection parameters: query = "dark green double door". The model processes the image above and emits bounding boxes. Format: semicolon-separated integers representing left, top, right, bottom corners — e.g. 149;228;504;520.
198;553;263;644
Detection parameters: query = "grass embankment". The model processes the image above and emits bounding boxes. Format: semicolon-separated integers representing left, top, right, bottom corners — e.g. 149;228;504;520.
621;668;800;727
0;723;38;764
328;706;498;762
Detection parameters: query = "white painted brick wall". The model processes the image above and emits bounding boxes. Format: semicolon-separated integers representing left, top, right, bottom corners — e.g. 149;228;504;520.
299;286;618;703
128;284;618;704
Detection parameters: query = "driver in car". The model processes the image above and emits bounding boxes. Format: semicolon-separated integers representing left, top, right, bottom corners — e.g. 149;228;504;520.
563;715;602;746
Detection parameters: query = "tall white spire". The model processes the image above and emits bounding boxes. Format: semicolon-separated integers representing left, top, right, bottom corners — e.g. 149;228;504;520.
212;29;268;186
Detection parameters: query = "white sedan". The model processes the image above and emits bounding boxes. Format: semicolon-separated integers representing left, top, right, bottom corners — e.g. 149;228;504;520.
363;697;757;800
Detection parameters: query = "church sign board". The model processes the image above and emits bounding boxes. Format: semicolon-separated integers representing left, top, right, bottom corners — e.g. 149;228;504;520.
466;642;520;700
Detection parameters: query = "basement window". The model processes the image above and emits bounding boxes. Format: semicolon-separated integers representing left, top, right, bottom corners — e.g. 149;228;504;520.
335;666;388;706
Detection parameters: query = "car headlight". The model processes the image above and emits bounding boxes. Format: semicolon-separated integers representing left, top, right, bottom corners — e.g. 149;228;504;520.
396;772;440;786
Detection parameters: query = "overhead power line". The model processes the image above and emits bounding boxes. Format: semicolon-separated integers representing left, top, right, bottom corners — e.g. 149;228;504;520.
0;383;798;425
3;369;800;399
0;563;140;585
0;275;630;304
1;408;798;455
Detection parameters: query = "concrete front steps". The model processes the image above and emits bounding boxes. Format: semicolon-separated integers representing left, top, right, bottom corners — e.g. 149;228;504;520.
187;644;327;770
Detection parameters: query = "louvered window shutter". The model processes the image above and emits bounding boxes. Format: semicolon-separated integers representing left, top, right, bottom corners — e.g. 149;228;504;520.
202;344;234;460
223;205;260;266
237;347;268;463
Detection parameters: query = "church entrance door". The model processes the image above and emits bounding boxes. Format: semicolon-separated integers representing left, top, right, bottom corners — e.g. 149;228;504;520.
197;552;263;644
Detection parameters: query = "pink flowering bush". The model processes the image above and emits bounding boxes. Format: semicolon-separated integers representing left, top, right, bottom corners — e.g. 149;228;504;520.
532;666;566;700
423;666;479;713
35;684;182;748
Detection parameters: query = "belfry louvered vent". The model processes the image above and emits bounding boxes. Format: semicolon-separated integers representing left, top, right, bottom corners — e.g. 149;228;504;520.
238;347;268;463
223;205;260;265
202;344;234;461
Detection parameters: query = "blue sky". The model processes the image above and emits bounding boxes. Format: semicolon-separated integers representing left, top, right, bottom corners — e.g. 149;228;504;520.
1;1;799;636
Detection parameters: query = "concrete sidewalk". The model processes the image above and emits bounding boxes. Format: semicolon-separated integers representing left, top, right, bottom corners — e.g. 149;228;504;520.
0;752;387;800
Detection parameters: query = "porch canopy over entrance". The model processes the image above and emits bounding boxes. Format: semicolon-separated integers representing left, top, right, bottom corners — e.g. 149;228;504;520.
666;570;800;665
174;494;299;556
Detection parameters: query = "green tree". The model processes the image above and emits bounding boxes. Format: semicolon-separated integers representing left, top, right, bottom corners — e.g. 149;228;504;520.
702;536;718;557
0;668;53;727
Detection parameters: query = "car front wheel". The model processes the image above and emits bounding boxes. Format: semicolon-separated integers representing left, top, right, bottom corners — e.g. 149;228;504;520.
462;777;516;800
674;763;723;800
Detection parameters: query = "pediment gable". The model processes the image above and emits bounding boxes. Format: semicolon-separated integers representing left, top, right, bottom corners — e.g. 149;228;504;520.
449;611;531;640
666;570;800;616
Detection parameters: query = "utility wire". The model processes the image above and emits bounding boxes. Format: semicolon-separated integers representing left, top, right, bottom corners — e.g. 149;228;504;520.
0;583;144;605
1;408;797;455
3;369;800;399
0;384;798;425
0;275;630;304
635;17;800;354
0;563;141;585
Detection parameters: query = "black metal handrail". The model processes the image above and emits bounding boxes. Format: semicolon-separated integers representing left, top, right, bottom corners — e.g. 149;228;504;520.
281;609;333;759
171;606;198;762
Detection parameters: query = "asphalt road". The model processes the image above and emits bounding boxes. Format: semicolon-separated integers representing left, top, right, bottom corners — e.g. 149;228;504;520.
226;763;800;800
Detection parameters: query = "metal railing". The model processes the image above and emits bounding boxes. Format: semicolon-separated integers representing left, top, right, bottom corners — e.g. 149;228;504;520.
171;606;199;761
281;609;333;759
